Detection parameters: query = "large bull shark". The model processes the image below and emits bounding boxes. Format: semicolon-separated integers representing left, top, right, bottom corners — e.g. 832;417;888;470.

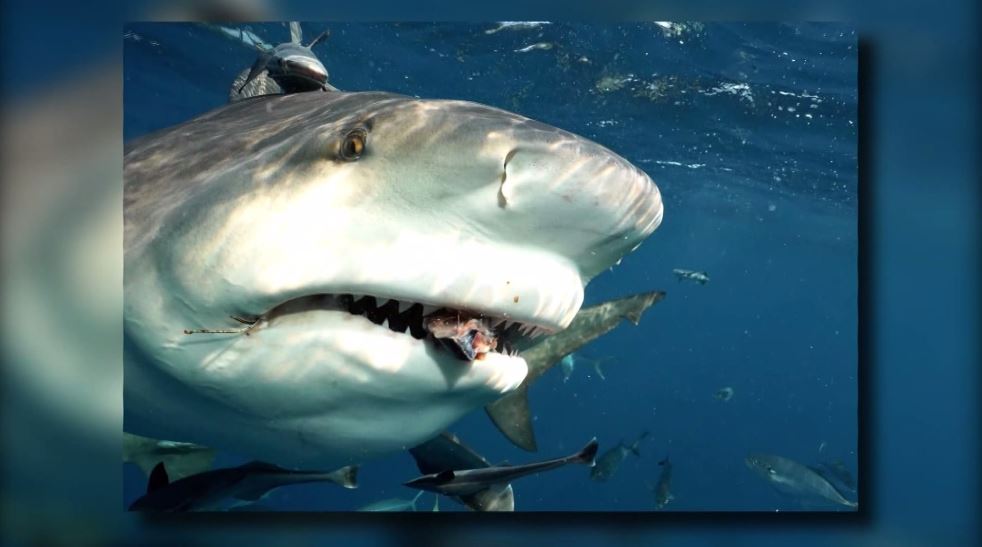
124;90;663;470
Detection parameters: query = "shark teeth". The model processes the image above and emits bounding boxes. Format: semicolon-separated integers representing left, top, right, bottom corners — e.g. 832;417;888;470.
288;293;551;359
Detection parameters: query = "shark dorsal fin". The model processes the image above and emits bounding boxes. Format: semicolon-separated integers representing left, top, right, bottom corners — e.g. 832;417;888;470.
147;461;170;493
289;22;302;44
436;469;456;482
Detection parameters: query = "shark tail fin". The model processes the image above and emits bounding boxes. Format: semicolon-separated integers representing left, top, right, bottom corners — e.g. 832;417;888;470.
307;29;330;49
238;53;272;93
574;438;600;466
147;461;170;494
630;431;650;457
329;465;359;489
485;383;537;452
289;22;303;44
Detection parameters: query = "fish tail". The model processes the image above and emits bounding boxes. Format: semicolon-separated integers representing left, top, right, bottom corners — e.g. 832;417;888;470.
575;438;599;466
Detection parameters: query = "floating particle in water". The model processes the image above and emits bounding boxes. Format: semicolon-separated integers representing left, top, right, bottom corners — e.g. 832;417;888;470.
595;74;635;93
514;42;553;53
768;203;777;212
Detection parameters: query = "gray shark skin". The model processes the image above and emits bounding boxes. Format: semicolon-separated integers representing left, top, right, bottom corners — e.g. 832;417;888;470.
230;22;332;102
486;291;665;451
129;460;358;512
404;438;598;498
409;432;515;511
123;432;215;482
745;453;858;510
590;431;648;482
124;90;663;470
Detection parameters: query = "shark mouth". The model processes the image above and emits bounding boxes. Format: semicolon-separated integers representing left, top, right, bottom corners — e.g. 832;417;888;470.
195;293;555;363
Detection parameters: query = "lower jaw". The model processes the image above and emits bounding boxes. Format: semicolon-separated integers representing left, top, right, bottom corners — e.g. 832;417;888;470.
132;307;529;468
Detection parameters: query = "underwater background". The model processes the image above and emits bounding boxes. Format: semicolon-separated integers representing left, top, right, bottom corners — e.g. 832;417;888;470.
122;22;857;511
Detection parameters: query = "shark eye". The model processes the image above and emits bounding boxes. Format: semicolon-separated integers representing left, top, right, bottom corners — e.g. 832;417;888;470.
339;129;367;161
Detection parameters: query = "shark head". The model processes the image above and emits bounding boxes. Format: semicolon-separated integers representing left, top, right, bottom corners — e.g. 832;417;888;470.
266;42;328;91
124;91;663;468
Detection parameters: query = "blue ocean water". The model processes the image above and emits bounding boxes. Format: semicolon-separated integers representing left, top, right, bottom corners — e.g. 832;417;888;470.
123;22;857;511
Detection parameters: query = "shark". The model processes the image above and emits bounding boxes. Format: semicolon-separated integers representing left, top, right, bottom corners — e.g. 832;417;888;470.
129;460;358;512
404;438;598;497
124;90;664;471
745;452;858;510
409;432;516;511
229;22;333;103
485;291;665;451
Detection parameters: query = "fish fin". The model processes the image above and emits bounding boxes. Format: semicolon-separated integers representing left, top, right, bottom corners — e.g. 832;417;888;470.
592;360;606;380
436;469;456;482
485;383;537;452
307;30;329;49
624;291;665;324
329;465;359;489
411;489;425;510
574;438;599;466
147;462;169;493
289;22;303;44
238;53;272;93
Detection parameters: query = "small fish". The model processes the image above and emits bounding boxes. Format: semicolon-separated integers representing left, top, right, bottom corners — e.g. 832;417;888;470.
405;438;598;497
485;21;551;34
559;353;611;383
590;431;649;482
714;386;734;402
357;490;425;512
673;269;710;285
745;452;857;509
651;456;674;509
514;42;554;53
129;460;358;512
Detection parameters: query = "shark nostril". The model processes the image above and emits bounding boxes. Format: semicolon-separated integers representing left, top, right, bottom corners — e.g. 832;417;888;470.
498;149;519;208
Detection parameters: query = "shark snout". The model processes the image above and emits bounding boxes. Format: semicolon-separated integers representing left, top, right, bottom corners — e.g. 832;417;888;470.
496;138;663;279
282;56;328;84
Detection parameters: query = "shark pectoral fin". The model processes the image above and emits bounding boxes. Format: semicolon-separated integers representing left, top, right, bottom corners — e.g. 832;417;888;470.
147;462;169;493
239;53;272;93
623;291;666;324
485;383;537;452
307;30;330;48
